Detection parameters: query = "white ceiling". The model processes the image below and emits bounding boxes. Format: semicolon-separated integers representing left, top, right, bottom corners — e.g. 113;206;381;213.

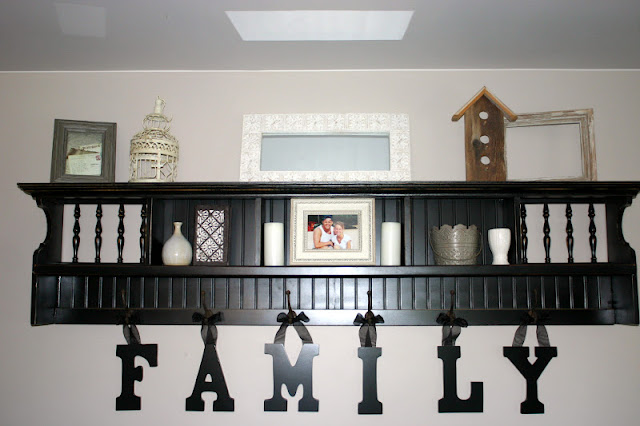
1;0;639;72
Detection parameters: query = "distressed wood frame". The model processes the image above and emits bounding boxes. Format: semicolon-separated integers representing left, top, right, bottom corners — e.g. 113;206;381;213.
239;113;411;182
505;109;597;181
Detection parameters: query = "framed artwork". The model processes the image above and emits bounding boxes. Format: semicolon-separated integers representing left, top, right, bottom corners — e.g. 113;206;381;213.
239;113;411;182
290;198;375;265
193;205;230;266
504;109;596;181
50;119;116;182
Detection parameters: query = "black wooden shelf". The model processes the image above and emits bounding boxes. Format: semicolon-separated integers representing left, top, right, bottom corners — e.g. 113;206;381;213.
19;181;640;327
34;263;638;277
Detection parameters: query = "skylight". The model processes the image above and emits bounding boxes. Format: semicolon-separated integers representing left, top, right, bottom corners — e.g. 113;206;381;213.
225;10;414;41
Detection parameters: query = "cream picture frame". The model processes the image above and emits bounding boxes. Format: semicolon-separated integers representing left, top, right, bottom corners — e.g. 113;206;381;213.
290;198;375;265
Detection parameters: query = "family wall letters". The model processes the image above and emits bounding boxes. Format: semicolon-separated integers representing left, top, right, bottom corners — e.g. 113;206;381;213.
115;324;557;415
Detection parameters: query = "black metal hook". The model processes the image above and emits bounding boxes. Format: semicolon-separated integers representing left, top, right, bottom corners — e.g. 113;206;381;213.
120;289;134;325
437;290;462;324
119;290;141;345
286;290;295;324
522;289;548;325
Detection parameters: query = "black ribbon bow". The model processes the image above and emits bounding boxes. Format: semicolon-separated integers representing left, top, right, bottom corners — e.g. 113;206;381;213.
353;311;384;347
436;312;468;346
512;310;551;347
273;290;313;345
437;290;468;346
192;310;224;326
193;292;224;345
277;311;310;325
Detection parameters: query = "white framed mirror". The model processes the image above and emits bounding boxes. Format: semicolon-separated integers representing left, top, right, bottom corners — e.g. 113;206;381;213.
239;113;411;181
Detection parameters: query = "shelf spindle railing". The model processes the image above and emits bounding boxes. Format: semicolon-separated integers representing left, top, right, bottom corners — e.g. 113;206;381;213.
520;203;528;263
566;204;574;263
520;204;528;263
543;203;551;263
117;204;125;263
589;203;597;263
140;203;147;264
95;203;102;263
72;204;81;263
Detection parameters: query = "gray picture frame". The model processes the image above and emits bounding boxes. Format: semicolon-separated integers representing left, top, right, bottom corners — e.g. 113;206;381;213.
50;119;116;182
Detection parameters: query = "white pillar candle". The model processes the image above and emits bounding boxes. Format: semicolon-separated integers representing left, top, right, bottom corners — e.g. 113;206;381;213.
264;222;285;266
381;222;402;266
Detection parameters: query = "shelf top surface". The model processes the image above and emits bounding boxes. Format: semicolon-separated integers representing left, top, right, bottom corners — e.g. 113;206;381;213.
18;181;640;200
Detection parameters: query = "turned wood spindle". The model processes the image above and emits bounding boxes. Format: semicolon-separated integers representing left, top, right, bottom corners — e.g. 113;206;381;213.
95;203;102;263
543;203;551;263
566;204;574;263
117;204;125;263
139;204;147;264
520;203;528;263
72;204;81;263
589;203;597;263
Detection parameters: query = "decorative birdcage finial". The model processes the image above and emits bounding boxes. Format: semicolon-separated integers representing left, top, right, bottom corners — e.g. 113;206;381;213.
129;97;179;182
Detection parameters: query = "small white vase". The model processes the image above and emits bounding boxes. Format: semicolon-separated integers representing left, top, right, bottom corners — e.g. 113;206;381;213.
162;222;192;265
488;228;511;265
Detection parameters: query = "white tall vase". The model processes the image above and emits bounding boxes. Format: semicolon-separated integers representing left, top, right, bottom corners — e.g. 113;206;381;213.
162;222;192;265
488;228;511;265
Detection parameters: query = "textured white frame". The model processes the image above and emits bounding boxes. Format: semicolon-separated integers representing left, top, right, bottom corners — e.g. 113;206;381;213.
240;113;411;181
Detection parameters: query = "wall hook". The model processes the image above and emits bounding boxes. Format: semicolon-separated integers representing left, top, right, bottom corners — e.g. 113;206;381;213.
514;289;550;347
118;289;141;345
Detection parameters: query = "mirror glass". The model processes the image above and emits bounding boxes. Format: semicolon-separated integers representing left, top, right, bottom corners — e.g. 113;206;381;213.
506;123;582;180
260;134;390;171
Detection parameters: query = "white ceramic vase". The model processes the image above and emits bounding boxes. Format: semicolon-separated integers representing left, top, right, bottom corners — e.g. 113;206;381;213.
488;228;511;265
162;222;192;265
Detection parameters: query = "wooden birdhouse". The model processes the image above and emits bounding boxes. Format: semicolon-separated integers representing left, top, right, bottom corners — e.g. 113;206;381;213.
452;87;517;181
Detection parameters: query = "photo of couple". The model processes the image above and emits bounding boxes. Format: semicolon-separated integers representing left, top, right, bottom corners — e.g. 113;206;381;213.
291;198;374;265
307;214;360;250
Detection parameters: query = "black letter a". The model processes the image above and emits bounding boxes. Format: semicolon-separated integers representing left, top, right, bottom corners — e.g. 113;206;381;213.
185;328;234;412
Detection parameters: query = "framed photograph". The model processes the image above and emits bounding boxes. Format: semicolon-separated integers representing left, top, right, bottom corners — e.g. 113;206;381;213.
504;109;596;181
193;205;230;266
290;198;375;265
240;113;411;182
50;119;116;182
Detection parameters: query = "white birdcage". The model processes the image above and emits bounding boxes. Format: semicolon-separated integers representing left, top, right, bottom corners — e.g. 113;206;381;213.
129;97;179;182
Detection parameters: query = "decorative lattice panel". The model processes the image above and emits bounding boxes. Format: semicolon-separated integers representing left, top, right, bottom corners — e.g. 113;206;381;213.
194;205;230;265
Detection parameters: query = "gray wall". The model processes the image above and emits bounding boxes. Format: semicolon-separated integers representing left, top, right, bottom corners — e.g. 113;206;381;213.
1;70;640;425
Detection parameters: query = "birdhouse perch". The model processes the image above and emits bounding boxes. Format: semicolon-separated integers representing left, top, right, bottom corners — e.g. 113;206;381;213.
452;87;517;181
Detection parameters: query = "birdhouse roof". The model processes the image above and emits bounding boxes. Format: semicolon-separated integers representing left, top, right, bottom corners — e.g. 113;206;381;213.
451;87;518;122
